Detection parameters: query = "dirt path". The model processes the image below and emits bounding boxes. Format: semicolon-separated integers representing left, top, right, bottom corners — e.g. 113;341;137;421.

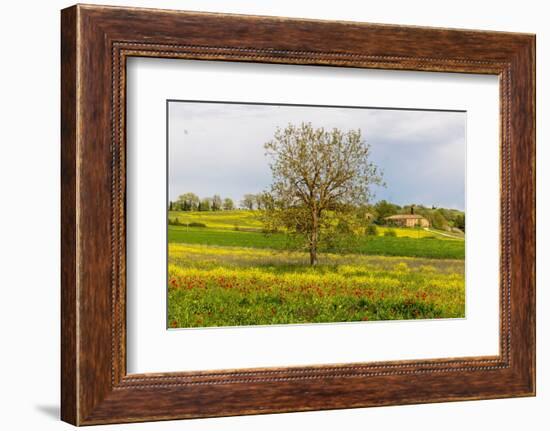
423;228;464;239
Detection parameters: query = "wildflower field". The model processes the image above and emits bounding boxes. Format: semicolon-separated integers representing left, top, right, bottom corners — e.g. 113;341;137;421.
167;211;465;328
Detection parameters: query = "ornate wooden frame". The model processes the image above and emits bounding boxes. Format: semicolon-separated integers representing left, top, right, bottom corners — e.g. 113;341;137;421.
61;4;535;425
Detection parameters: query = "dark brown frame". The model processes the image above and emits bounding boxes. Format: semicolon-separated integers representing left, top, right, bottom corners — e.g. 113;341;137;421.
61;4;536;426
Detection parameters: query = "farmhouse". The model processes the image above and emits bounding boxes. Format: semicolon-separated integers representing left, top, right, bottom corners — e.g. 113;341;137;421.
385;214;430;228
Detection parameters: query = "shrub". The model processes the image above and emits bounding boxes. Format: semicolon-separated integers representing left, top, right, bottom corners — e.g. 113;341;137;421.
366;224;378;236
384;229;397;237
168;217;181;226
262;227;280;234
335;219;353;234
188;222;207;228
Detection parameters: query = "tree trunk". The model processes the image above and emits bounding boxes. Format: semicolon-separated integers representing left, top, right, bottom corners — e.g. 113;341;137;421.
309;244;318;266
309;210;319;266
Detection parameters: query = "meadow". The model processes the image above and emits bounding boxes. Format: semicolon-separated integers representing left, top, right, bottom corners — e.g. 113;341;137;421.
167;210;465;328
168;210;463;239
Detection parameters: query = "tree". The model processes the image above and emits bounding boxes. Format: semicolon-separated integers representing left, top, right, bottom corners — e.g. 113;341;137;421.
254;193;269;210
454;213;465;232
211;194;222;211
374;200;400;223
240;194;256;210
430;209;448;230
177;192;200;211
200;197;212;211
223;198;235;211
263;122;383;265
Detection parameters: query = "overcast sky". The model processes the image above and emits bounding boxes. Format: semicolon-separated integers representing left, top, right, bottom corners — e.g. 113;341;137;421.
168;101;465;210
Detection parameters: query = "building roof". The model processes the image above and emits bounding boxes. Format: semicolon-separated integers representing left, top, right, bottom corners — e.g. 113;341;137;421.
385;214;428;220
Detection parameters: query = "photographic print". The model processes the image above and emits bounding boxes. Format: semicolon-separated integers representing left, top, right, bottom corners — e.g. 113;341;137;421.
167;101;466;329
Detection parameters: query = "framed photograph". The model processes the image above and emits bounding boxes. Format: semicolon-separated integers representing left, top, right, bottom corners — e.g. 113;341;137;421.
163;100;467;330
61;4;535;425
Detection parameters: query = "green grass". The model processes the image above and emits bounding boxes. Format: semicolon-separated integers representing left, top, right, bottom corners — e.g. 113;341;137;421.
169;225;289;249
351;236;464;259
167;243;464;328
168;225;465;260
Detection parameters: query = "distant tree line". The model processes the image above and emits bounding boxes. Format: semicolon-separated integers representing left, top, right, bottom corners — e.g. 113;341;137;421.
170;192;233;212
239;193;272;210
169;192;272;212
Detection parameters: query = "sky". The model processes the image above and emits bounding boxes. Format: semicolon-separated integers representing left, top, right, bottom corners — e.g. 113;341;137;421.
168;101;466;210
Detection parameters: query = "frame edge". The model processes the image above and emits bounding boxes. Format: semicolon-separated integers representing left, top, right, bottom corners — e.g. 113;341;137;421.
61;4;79;426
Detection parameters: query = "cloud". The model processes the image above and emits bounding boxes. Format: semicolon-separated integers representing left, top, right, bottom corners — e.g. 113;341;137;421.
168;101;465;210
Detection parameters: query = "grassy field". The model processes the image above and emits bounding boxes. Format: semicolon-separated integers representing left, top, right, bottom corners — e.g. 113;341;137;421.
169;210;263;231
168;210;461;239
168;225;464;259
167;210;465;328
